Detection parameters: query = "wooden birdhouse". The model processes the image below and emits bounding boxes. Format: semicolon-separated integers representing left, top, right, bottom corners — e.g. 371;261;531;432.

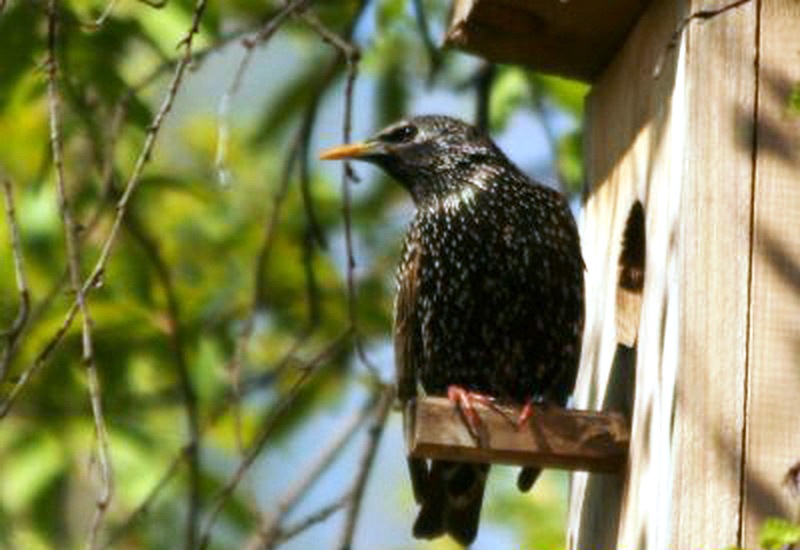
405;0;800;547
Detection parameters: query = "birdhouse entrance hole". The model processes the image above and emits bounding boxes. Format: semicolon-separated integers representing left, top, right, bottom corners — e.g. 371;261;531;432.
616;200;646;348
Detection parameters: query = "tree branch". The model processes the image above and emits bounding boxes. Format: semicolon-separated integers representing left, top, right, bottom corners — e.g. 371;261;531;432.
411;0;443;83
198;329;353;550
336;385;394;550
0;177;30;384
251;395;379;549
301;3;381;380
275;492;352;545
45;3;113;547
214;0;311;187
123;211;201;550
0;0;210;421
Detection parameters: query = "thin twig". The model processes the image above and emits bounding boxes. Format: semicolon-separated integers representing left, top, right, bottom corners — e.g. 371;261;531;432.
226;26;353;442
0;301;79;418
45;2;112;547
0;0;210;420
130;26;263;97
100;443;190;549
654;0;753;78
474;62;495;132
276;492;353;545
670;0;753;47
83;0;210;295
79;0;121;31
198;329;353;550
228;132;303;456
217;0;314;453
411;0;442;83
299;10;359;57
300;227;322;330
336;385;394;550
252;396;379;549
2;80;128;377
102;335;328;547
16;93;127;336
0;87;128;415
214;0;311;186
292;3;374;330
301;5;381;380
296;97;327;252
123;212;201;550
0;178;30;384
79;0;165;31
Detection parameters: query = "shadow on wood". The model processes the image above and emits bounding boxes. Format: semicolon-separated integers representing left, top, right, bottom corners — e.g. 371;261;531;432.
405;396;629;473
446;0;651;82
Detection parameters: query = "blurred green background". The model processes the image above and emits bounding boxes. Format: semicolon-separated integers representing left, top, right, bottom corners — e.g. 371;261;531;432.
0;1;587;548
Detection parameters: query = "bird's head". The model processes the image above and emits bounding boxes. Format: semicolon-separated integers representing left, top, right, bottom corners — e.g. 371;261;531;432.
320;115;505;204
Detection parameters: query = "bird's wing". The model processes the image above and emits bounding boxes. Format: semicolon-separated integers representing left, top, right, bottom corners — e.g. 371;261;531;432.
394;239;430;507
393;240;422;402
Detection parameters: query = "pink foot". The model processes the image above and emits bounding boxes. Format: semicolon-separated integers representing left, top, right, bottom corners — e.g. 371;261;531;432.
447;385;495;441
515;399;536;431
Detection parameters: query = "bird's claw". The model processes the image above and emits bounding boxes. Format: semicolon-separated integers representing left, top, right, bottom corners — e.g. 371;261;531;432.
447;385;495;444
514;400;536;431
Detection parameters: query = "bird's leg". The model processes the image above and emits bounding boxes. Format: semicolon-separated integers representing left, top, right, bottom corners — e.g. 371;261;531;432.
514;399;557;430
447;385;495;443
514;398;537;431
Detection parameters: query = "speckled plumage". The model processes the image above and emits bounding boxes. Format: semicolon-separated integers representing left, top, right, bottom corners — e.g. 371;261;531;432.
395;142;583;403
322;115;584;546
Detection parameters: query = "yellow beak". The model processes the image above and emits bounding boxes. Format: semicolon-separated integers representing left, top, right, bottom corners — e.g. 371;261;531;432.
319;141;377;160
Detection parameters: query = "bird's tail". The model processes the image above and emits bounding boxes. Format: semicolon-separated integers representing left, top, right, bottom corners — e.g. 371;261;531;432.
411;459;489;546
517;466;542;492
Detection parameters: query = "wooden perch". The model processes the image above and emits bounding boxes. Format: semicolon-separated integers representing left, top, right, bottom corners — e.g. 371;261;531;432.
405;397;629;473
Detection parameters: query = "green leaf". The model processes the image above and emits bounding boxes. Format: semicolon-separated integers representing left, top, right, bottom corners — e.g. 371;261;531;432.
759;518;800;549
788;82;800;117
0;2;42;107
377;0;408;31
1;433;64;513
489;67;529;132
375;53;410;128
532;74;589;116
558;129;584;194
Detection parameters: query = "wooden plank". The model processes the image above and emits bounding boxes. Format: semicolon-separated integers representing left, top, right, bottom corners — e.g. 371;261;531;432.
742;0;800;545
671;2;757;548
567;0;687;546
404;397;629;473
446;0;651;82
569;0;758;548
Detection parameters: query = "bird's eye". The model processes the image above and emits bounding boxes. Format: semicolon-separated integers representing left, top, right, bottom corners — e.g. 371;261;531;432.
379;124;418;143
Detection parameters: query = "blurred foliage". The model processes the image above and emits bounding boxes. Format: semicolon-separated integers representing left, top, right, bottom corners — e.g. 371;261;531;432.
489;67;587;193
723;518;800;550
788;82;800;117
760;518;800;550
486;470;569;550
0;0;585;548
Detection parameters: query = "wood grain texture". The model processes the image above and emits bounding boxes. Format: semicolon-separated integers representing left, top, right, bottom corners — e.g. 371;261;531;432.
671;2;757;548
569;0;758;548
404;397;629;473
568;0;686;546
441;0;797;545
743;0;800;544
446;0;651;82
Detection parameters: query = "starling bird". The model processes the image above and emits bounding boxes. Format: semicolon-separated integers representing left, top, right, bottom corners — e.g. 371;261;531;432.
320;115;584;546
